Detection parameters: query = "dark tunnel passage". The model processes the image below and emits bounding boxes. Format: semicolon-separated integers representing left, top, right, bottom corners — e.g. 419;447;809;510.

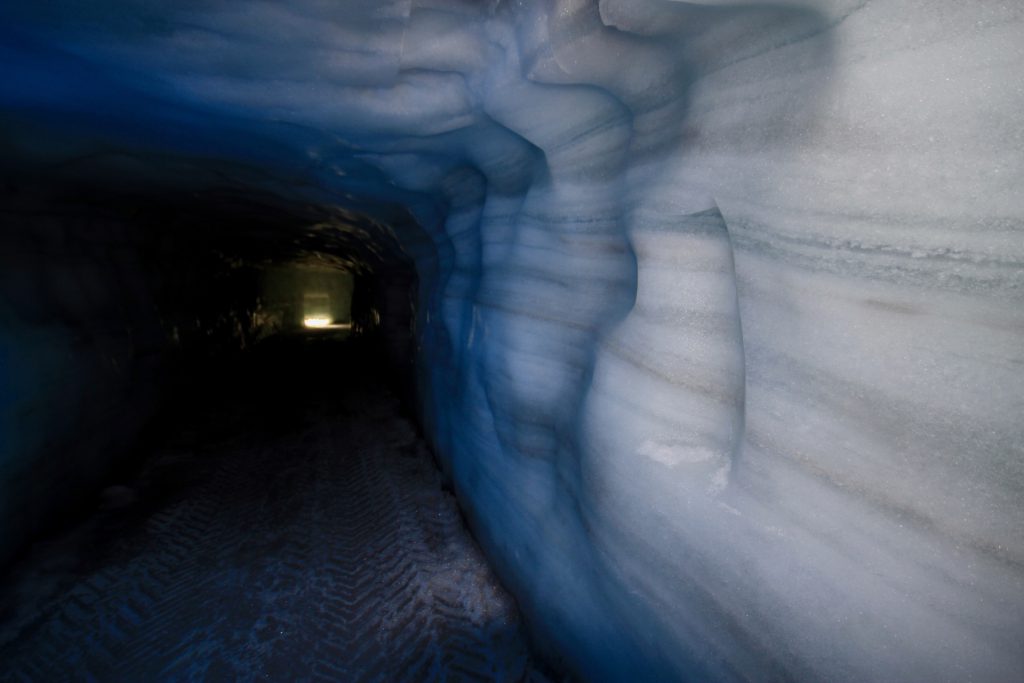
0;178;419;553
0;179;553;681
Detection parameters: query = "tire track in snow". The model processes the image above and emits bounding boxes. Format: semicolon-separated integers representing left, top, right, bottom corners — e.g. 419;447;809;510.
0;374;551;682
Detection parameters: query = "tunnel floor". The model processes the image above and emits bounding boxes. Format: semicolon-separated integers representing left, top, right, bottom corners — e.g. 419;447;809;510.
0;332;550;682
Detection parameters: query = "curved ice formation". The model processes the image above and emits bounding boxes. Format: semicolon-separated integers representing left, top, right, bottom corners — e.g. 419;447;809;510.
1;1;1022;681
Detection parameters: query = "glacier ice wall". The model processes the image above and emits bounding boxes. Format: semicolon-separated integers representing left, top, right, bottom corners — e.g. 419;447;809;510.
1;1;1022;680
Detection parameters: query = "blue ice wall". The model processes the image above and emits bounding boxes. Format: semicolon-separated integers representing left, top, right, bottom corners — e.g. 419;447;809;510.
1;2;1023;681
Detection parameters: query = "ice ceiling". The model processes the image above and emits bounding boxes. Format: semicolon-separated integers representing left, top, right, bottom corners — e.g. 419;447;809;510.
1;1;1022;681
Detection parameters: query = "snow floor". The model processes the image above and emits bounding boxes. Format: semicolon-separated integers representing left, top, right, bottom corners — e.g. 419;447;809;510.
0;332;554;682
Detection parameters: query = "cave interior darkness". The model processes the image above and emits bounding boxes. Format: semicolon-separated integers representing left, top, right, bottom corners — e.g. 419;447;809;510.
0;173;423;543
0;154;502;680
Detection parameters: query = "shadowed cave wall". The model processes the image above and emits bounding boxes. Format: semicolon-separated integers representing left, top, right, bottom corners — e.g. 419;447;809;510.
0;1;1022;681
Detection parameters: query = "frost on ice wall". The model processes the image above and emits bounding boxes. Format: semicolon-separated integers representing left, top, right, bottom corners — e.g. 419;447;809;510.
1;1;1022;681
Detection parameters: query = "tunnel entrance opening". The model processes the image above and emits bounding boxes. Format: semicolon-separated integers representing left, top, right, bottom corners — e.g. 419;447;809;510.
259;264;355;331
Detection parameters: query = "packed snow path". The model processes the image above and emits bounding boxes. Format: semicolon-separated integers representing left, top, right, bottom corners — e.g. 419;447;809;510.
0;334;550;682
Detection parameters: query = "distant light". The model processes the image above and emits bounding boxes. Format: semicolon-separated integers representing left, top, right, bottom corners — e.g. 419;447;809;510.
304;316;332;328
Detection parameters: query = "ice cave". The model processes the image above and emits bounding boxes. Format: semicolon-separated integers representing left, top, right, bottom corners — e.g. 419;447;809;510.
0;1;1021;681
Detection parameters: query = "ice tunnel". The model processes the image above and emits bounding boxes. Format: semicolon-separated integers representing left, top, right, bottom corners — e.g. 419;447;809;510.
1;1;1022;681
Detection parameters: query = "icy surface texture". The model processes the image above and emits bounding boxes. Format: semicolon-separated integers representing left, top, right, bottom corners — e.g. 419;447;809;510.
1;1;1022;680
